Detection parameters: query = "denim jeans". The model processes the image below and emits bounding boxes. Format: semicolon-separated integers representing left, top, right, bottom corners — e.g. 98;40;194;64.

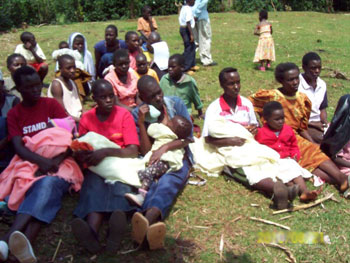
180;27;196;71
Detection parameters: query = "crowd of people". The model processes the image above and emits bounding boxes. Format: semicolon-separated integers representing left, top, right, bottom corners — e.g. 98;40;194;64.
0;2;348;262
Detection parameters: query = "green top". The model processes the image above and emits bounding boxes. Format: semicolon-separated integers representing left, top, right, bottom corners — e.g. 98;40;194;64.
159;73;203;114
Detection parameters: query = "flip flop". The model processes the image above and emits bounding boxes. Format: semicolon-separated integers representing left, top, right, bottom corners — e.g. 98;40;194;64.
131;212;149;245
106;210;127;253
71;218;101;254
146;222;166;250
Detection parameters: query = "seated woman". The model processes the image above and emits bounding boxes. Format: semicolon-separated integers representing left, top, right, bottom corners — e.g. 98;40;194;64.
249;62;349;194
72;79;140;254
4;53;27;99
94;25;127;78
0;66;79;263
104;49;140;111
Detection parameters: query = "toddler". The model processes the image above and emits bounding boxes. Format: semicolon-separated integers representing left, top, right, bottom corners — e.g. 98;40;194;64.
255;101;318;202
253;10;275;71
125;114;193;207
14;32;48;81
134;53;159;83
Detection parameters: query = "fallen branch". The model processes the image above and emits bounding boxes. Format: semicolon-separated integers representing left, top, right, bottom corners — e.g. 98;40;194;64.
264;243;297;263
51;239;62;262
219;234;224;260
249;217;290;230
273;194;334;215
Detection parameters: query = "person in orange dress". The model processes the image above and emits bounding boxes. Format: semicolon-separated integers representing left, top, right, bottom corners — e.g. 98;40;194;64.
249;62;349;195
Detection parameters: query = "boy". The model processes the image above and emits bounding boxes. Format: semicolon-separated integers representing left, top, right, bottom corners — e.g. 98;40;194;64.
146;32;169;80
298;52;328;143
14;32;48;82
179;0;196;74
160;54;203;118
137;5;158;42
48;55;83;121
125;31;140;71
134;53;159;83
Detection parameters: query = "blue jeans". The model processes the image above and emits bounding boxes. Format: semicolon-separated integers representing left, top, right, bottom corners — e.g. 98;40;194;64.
180;27;196;71
141;158;191;219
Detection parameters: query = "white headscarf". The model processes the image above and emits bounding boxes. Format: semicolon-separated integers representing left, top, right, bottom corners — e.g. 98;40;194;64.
68;32;96;80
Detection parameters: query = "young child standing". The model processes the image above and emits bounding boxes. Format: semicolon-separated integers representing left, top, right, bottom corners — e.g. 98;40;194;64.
160;54;203;118
125;31;141;71
137;5;158;43
125;115;192;207
253;10;275;71
255;101;318;202
178;0;196;74
134;53;159;83
14;32;48;81
48;55;83;122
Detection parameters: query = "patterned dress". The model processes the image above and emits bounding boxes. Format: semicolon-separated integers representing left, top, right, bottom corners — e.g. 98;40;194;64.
249;89;329;172
253;23;275;62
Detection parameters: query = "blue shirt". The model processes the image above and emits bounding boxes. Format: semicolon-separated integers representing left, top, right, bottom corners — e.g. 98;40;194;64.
94;39;127;54
192;0;209;21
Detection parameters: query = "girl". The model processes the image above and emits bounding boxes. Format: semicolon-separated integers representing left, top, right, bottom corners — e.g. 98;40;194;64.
4;53;27;99
253;10;275;71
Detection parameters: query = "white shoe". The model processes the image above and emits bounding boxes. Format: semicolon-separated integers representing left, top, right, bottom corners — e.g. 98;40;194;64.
9;231;37;263
0;241;8;261
125;193;145;207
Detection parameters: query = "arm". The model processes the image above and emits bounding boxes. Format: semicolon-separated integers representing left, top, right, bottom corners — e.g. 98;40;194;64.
299;129;316;143
148;16;156;32
320;109;328;125
26;43;44;63
334;157;350;169
139;30;148;40
149;139;190;165
270;25;273;35
205;136;245;147
254;25;260;35
137;104;153;155
186;21;194;42
193;0;208;17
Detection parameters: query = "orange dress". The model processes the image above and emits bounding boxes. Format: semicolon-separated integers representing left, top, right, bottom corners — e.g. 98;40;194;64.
249;89;329;171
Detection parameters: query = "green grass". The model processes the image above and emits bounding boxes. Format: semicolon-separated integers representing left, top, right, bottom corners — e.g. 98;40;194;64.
1;11;350;263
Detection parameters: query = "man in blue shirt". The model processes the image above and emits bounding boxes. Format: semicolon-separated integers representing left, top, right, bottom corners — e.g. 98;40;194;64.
192;0;217;67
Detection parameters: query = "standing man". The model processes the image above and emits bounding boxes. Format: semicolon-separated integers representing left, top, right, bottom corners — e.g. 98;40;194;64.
192;0;217;67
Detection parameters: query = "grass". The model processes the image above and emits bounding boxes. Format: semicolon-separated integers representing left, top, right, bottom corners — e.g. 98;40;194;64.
1;11;350;263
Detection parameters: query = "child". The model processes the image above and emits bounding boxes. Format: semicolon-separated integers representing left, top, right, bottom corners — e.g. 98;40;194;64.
59;41;69;49
48;55;83;121
299;52;328;143
125;31;141;71
147;32;170;80
104;49;139;110
125;115;192;207
255;101;319;202
4;53;27;99
52;41;85;72
68;32;96;80
178;0;196;74
137;5;158;43
134;53;159;83
253;10;275;71
160;54;203;118
14;32;48;81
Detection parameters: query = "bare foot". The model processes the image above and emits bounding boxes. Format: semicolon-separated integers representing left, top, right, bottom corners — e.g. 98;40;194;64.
340;177;349;192
300;190;318;202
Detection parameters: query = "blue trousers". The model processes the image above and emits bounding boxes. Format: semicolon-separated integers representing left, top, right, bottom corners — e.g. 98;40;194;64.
180;27;196;71
141;158;191;219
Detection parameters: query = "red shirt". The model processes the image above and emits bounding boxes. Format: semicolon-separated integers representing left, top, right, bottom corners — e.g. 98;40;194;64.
79;106;139;148
255;123;301;160
7;97;67;140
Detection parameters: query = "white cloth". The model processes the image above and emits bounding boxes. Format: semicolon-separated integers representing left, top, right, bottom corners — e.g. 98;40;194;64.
298;74;327;122
48;79;82;119
68;32;96;80
193;18;213;65
143;123;184;171
151;41;170;70
202;96;258;137
52;48;85;72
179;5;195;28
14;44;46;63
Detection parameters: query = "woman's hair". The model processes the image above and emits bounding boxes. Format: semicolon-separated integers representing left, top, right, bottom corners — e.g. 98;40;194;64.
106;24;118;36
263;101;283;119
259;10;268;20
6;53;26;68
172;115;192;140
113;49;129;65
274;62;299;83
219;67;238;85
13;65;38;88
169;54;185;67
302;52;321;67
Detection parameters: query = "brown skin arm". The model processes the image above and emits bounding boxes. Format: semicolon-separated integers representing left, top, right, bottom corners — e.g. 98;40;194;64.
138;104;153;155
186;21;194;42
299;129;316;143
26;42;44;63
320;109;328;125
148;16;156;32
254;24;260;35
149;139;190;165
205;136;246;147
139;30;148;40
334;157;350;168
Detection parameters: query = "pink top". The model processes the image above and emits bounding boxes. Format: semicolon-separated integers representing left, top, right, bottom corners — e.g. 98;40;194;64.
104;70;138;107
129;51;139;71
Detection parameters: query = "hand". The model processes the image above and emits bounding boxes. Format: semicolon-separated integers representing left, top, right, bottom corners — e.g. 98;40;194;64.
194;17;198;22
37;158;59;175
138;104;150;124
148;16;153;23
197;113;205;120
149;145;168;165
24;41;33;50
85;149;107;166
190;34;194;43
246;125;258;136
228;137;246;147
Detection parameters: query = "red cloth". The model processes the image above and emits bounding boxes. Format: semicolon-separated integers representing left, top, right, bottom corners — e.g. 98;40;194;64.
255;123;301;160
79;106;139;148
29;62;48;72
7;98;67;140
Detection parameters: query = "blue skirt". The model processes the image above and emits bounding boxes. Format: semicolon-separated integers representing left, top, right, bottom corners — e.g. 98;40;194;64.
74;170;138;219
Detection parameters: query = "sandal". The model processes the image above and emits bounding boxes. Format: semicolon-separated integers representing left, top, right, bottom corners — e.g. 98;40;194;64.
71;218;101;254
106;210;127;253
146;222;166;250
131;212;149;245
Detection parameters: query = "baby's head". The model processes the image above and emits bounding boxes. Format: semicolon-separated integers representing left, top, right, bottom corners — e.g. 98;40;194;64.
168;115;192;140
148;32;161;45
136;53;148;75
59;41;69;49
263;101;284;131
20;32;36;48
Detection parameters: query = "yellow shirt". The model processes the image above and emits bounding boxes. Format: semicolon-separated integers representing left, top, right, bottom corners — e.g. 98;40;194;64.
134;68;159;83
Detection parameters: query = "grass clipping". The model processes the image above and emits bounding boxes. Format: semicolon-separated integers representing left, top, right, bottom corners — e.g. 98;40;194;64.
264;243;297;263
